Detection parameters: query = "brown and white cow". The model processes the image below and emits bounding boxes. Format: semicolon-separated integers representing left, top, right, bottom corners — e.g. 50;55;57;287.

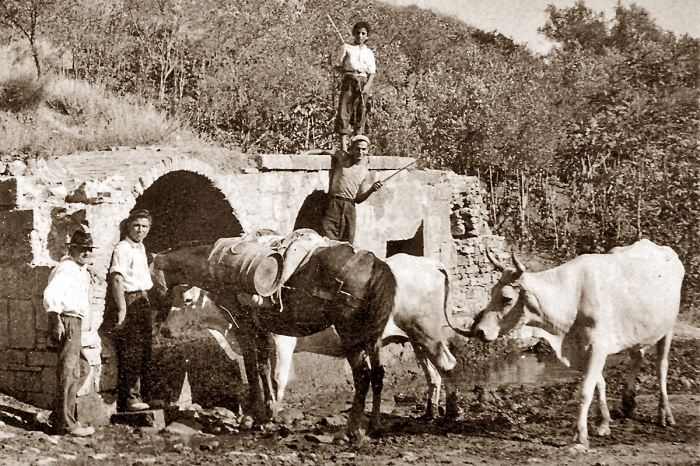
469;239;684;448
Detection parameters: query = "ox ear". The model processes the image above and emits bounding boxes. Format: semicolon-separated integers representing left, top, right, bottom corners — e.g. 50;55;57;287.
511;251;527;275
485;247;506;272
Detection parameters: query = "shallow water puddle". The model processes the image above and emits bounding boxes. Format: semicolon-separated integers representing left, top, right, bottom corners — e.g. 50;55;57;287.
454;352;566;389
452;351;629;389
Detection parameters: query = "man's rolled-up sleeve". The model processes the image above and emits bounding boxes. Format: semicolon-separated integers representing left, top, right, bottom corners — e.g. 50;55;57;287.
109;243;128;278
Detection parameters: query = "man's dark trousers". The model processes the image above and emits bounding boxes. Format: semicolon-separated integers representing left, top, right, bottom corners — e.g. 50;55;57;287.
53;315;89;434
335;74;368;136
321;196;356;244
115;292;153;410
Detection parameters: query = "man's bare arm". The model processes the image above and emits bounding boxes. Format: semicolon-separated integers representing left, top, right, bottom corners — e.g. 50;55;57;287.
355;173;382;204
110;273;128;328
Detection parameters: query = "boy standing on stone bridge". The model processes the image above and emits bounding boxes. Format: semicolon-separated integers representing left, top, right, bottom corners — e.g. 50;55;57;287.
333;20;376;151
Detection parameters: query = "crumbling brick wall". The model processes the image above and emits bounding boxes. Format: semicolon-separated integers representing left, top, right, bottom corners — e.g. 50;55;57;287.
447;173;507;317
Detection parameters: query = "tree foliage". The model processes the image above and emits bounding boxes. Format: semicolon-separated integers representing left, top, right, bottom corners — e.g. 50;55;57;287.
1;0;699;316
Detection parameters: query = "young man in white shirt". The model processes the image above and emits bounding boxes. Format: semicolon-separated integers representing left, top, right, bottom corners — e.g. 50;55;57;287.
334;21;376;150
44;229;96;437
110;209;154;412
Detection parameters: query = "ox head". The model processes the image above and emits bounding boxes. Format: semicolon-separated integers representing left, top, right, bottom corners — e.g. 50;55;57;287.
160;284;237;340
471;248;536;341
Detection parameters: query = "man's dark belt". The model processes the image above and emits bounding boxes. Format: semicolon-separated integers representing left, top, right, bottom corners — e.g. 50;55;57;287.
333;195;355;203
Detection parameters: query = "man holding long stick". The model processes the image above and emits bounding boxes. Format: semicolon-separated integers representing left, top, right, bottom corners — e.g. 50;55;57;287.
333;20;376;151
321;135;382;245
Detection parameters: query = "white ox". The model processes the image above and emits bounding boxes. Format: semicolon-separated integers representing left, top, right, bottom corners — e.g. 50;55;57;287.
163;252;461;419
469;239;684;448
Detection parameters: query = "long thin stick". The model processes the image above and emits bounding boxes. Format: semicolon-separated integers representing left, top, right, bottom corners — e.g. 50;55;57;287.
328;14;345;44
382;155;425;183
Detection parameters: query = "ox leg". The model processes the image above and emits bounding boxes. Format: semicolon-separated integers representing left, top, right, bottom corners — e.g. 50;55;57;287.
594;374;611;437
345;349;371;440
656;331;675;427
574;351;607;448
270;335;297;416
622;348;645;418
414;346;441;420
368;346;385;433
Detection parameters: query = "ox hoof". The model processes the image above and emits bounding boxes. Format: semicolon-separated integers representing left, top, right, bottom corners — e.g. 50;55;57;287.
595;424;610;437
572;432;590;449
659;413;676;427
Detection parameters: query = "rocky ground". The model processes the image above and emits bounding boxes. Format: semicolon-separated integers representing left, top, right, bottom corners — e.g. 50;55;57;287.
0;325;698;466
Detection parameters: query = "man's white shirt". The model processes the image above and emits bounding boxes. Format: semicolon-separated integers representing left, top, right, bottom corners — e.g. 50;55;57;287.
110;237;153;292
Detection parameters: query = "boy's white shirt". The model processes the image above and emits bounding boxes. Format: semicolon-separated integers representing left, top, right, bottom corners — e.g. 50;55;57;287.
335;43;376;76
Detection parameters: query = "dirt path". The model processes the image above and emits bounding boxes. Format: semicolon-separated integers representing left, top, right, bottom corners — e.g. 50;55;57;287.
0;328;697;465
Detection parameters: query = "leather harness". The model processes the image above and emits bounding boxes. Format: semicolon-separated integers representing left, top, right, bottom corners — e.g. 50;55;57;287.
310;249;371;309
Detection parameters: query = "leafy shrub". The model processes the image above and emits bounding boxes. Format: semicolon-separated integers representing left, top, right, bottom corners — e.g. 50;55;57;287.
0;73;46;112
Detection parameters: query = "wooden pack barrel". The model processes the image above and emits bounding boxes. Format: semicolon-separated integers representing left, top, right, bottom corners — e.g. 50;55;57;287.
207;238;283;297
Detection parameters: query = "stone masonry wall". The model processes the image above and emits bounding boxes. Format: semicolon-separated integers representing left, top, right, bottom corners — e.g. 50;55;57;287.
0;147;506;419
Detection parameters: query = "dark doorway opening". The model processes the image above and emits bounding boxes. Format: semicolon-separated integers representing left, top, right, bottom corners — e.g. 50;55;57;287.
131;170;243;253
386;221;424;258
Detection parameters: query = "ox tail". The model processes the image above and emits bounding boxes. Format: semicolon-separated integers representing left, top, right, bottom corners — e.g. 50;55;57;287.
438;264;474;339
363;255;398;348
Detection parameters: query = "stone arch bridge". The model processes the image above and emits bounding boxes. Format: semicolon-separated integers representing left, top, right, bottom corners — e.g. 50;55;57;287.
0;147;504;421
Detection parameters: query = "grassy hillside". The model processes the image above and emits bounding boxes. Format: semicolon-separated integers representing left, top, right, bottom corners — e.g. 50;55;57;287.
0;45;209;162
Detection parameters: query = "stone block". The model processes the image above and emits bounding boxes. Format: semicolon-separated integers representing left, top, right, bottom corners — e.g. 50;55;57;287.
2;349;27;365
34;298;48;332
33;267;52;296
0;178;17;208
368;156;416;170
15;370;42;393
111;409;166;430
9;299;36;349
256;153;331;171
28;351;58;367
0;266;35;299
41;367;57;394
259;173;284;193
0;370;15;391
0;299;7;350
78;391;117;427
24;392;53;410
0;209;34;233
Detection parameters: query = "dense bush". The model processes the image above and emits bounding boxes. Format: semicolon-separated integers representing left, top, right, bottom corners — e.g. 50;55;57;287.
0;73;45;112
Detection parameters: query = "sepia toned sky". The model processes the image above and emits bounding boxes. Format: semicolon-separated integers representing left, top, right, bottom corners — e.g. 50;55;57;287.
380;0;700;54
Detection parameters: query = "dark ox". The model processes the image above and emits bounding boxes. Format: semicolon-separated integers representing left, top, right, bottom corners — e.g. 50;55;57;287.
162;252;463;423
469;239;684;448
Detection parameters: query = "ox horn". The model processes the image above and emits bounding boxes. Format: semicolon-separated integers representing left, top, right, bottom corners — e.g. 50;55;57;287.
512;251;527;275
485;247;507;272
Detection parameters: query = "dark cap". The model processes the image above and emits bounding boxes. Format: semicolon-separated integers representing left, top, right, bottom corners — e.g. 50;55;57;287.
68;230;95;249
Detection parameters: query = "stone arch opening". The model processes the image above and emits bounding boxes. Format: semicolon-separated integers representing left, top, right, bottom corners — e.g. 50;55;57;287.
386;221;424;257
130;170;243;253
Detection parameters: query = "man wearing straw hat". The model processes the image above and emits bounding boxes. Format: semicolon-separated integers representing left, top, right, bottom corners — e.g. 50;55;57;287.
43;228;96;437
321;134;382;245
109;209;154;412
